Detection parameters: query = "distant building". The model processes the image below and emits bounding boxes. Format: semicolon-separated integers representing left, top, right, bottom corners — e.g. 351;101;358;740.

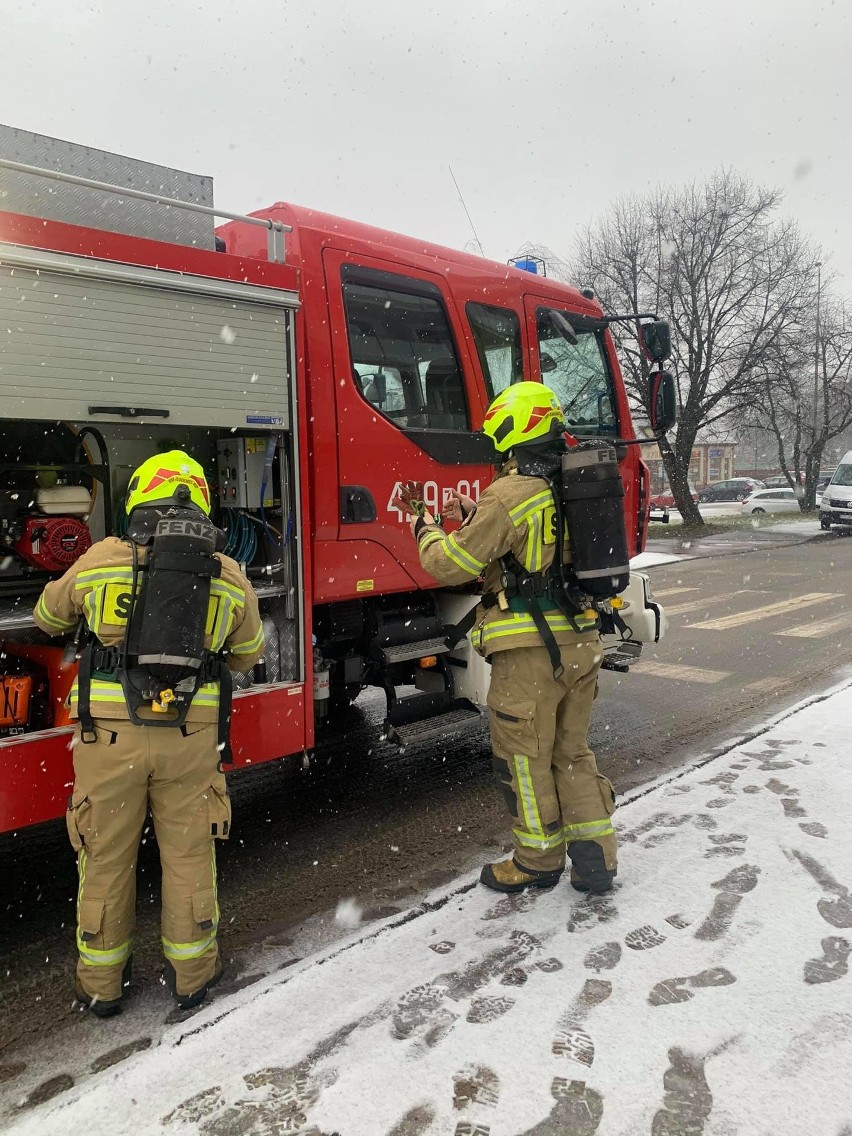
640;437;736;493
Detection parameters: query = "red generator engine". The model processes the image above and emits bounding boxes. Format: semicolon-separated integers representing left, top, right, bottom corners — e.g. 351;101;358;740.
12;514;92;571
1;487;93;574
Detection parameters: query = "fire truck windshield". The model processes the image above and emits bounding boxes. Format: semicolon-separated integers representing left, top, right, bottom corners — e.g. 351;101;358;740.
536;307;618;435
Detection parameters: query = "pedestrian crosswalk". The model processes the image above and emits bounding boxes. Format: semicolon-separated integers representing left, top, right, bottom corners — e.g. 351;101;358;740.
623;586;847;688
664;589;767;617
637;660;731;684
774;611;852;638
689;592;839;631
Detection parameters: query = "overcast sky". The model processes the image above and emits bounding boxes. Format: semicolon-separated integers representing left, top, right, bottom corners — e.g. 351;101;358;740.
2;0;850;284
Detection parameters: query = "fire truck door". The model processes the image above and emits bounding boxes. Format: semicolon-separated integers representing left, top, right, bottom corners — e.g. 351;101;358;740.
321;249;494;591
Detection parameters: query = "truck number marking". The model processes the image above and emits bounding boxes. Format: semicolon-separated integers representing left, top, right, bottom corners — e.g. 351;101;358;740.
386;480;481;521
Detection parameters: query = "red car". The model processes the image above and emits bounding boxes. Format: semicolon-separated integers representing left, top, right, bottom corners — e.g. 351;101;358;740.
649;484;699;510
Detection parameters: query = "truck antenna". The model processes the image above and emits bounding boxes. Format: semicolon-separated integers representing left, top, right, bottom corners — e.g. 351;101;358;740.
448;166;485;258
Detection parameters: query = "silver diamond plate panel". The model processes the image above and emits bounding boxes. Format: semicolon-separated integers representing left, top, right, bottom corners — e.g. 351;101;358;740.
0;123;214;249
230;597;300;689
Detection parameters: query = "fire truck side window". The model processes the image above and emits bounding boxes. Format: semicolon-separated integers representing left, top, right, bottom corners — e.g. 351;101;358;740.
343;280;469;431
535;307;618;435
465;303;524;398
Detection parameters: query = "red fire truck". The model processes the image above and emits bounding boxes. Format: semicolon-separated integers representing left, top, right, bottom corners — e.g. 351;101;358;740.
0;127;673;832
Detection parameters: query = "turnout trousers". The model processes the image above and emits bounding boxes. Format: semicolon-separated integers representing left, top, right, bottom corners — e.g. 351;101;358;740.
486;639;617;879
65;719;231;1001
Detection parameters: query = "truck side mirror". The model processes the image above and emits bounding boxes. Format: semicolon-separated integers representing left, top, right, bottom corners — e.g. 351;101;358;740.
649;370;677;433
639;320;672;363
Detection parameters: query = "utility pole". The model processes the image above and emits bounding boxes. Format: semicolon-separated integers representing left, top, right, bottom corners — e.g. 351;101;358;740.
812;261;822;448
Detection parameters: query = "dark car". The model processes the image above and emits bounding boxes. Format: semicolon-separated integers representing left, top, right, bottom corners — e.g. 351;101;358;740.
698;477;765;503
764;474;804;489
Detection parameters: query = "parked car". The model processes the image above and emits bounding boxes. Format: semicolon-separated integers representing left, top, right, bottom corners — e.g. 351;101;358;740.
740;487;801;515
764;473;804;489
649;482;699;510
819;452;852;529
698;477;765;503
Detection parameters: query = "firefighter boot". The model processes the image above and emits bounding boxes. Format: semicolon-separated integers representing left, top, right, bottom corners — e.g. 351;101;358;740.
480;856;563;894
165;959;225;1011
568;841;616;895
75;957;133;1019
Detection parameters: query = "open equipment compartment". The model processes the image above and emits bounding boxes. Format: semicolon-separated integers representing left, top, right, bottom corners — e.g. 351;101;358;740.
0;236;302;746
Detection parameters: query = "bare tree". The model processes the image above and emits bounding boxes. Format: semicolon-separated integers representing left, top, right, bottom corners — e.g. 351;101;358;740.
760;297;852;509
572;170;818;524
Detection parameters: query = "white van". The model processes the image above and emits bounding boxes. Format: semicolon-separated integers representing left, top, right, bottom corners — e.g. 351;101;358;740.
819;451;852;529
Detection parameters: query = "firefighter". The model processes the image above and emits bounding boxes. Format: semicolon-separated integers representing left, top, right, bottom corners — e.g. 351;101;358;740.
34;451;264;1017
410;383;617;896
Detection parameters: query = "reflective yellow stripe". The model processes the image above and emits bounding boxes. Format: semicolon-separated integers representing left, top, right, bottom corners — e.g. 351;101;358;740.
482;611;598;645
418;529;445;551
438;534;485;578
69;679;221;707
211;578;246;605
75;849;132;968
513;753;544;838
34;594;76;631
563;818;615;841
525;510;543;573
162;929;218;961
78;938;133;967
445;534;486;572
514;827;565;850
162;848;219;961
229;625;264;656
75;567;134;588
509;490;553;525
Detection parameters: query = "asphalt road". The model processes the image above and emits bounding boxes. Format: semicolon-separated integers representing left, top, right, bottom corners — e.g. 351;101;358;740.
2;529;852;1116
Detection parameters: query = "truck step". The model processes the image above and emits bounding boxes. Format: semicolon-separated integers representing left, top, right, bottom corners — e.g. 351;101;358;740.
388;706;483;749
381;636;449;665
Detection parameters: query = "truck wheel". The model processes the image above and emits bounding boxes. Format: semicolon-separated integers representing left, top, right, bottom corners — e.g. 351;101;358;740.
821;517;832;530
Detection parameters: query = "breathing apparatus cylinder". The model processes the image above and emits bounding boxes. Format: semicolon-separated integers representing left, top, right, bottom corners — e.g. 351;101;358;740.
126;506;221;695
559;442;629;597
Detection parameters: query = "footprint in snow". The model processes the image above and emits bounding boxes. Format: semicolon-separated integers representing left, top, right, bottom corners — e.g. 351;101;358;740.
649;967;736;1006
452;1063;500;1136
625;925;668;950
466;996;515;1025
551;980;612;1067
516;1078;604;1135
789;850;852;929
694;864;760;942
705;832;748;858
804;937;851;985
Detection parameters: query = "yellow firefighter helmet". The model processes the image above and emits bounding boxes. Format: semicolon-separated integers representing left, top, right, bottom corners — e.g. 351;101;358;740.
482;382;565;452
125;450;212;516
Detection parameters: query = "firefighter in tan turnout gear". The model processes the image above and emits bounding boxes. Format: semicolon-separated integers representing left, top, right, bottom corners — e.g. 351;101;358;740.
411;383;617;896
34;451;264;1017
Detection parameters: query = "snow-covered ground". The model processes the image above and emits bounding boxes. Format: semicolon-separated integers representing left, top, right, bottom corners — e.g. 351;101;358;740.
9;686;852;1136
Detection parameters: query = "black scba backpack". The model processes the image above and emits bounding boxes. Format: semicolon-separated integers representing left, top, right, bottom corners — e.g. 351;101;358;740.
551;440;630;597
77;488;234;761
451;439;630;678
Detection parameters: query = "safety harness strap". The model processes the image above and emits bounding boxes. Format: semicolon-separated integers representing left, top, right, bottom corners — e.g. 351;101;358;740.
444;593;499;650
512;567;565;679
214;658;234;767
77;640;97;744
